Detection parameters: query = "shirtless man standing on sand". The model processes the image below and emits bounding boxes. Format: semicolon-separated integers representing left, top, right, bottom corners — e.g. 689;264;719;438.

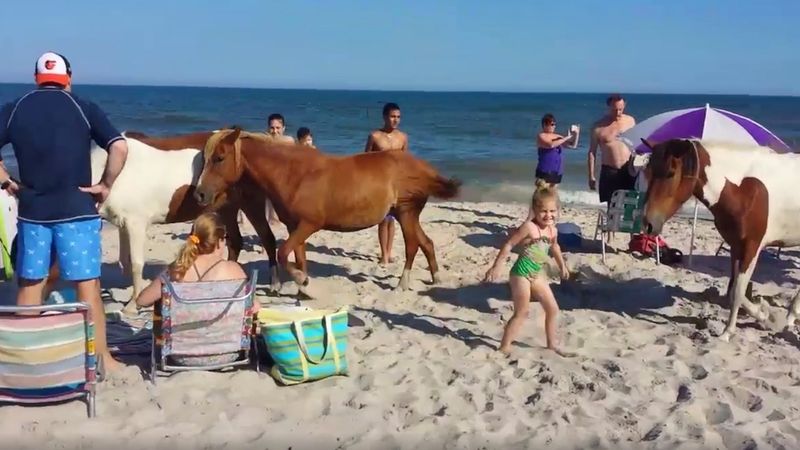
364;102;408;265
588;94;637;203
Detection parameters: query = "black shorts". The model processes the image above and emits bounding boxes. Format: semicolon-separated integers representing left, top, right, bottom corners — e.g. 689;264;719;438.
534;170;562;185
598;161;636;203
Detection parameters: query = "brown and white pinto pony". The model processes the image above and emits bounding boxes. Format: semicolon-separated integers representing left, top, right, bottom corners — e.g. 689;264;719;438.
89;130;280;313
641;138;800;341
193;128;462;294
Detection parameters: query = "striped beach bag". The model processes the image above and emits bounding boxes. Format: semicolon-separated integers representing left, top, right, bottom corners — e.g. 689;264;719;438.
258;306;349;385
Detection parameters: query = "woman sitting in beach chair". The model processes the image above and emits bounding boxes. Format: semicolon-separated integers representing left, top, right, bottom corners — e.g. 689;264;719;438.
136;212;253;309
136;212;260;376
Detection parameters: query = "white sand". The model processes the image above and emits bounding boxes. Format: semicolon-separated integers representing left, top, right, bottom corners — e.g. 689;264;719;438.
1;200;800;449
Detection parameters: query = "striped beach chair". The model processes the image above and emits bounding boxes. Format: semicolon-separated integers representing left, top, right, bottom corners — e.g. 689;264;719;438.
150;269;260;383
594;189;660;264
0;303;97;417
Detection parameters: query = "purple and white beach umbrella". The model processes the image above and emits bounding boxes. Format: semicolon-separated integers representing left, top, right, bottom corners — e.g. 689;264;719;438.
620;104;792;154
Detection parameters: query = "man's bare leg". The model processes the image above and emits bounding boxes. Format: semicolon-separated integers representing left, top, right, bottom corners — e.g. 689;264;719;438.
378;218;395;265
75;278;123;373
17;278;47;314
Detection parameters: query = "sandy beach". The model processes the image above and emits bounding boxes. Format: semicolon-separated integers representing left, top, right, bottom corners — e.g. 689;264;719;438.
1;200;800;449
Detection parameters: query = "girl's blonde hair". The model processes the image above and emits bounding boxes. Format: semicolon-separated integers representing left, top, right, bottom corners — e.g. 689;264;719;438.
168;212;227;281
531;179;559;212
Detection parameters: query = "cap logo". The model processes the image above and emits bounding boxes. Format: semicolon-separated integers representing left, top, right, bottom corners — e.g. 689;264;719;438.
44;60;57;70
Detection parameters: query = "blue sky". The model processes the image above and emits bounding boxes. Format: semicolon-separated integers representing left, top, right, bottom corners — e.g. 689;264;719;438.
1;0;798;95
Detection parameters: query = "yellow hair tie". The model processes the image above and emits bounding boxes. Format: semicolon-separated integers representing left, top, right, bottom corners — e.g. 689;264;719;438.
188;235;200;245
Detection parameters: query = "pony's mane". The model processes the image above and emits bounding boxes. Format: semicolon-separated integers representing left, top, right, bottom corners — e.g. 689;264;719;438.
204;129;276;157
648;143;673;178
690;138;778;155
203;129;310;178
647;139;698;179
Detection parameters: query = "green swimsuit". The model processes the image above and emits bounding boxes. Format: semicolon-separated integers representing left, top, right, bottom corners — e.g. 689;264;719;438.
510;225;554;279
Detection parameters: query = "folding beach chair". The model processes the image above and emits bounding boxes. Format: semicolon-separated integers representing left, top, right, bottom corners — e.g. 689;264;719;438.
594;189;660;264
150;269;260;383
0;303;97;417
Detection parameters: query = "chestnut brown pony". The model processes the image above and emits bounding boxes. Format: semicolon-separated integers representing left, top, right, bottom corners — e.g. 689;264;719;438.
641;138;800;341
194;128;462;294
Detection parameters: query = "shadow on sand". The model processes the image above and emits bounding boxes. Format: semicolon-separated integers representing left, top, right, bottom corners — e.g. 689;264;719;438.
435;204;519;221
352;306;497;349
100;261;167;291
421;282;510;314
420;263;780;335
685;252;799;286
460;232;504;251
430;219;510;236
306;242;375;263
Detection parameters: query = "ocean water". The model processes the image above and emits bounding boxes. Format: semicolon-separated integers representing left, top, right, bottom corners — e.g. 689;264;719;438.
1;83;799;208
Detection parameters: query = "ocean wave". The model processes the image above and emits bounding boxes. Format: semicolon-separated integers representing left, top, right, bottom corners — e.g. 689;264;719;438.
124;113;216;127
456;181;712;220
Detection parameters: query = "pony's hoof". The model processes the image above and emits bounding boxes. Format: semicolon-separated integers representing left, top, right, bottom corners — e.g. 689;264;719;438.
432;273;442;285
718;331;731;342
395;269;411;291
394;279;410;291
297;283;315;300
288;268;307;284
269;268;282;292
121;301;139;317
269;280;283;293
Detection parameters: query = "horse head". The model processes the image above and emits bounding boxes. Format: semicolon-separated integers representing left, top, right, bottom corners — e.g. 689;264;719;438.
195;127;244;208
641;138;702;235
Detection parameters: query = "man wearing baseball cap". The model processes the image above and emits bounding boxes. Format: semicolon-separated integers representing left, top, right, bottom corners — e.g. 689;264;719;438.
0;51;129;375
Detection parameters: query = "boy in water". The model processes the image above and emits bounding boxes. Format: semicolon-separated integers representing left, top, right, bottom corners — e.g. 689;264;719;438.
297;127;315;148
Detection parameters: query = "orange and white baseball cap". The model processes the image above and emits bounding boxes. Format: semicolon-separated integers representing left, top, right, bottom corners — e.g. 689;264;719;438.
34;52;72;86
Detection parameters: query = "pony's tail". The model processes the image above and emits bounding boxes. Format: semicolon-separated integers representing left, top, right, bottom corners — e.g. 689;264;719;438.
430;176;462;200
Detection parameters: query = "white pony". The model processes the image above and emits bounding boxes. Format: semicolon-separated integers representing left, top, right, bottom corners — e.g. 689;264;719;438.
90;135;199;307
91;133;278;313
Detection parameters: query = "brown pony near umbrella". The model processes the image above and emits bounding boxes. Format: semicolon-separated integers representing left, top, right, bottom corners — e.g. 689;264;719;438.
194;128;461;295
641;137;800;341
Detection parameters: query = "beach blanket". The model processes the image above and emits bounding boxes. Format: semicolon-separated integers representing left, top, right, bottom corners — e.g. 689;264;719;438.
107;316;152;356
46;288;153;355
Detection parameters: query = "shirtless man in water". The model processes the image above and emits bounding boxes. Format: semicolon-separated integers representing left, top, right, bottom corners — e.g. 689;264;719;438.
263;113;295;225
364;102;408;265
588;94;637;203
265;113;296;144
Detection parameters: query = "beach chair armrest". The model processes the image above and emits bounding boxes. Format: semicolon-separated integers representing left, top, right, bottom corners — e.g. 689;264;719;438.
0;303;89;313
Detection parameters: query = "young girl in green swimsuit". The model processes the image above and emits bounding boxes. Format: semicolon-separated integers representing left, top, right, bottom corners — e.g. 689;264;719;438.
483;180;571;356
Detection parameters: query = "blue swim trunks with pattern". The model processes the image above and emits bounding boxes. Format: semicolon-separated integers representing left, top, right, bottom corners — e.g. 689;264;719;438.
16;218;102;281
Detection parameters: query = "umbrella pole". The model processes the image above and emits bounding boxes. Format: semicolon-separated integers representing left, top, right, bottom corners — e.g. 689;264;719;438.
689;199;699;267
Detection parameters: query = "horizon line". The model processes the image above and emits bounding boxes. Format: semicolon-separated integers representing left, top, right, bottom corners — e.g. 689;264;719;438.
0;80;797;99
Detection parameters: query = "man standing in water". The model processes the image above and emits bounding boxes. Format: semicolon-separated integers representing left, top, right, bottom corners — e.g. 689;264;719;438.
0;51;129;375
587;94;637;203
263;113;295;225
265;113;296;144
364;103;408;265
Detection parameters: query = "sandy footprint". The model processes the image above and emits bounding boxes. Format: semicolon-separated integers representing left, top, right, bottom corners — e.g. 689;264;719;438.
723;385;764;413
704;401;734;426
